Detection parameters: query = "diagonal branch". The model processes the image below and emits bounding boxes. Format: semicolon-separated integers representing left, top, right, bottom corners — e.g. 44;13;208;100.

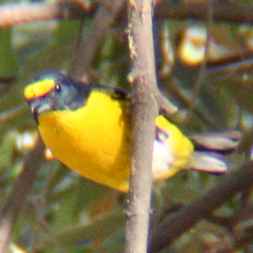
151;161;253;252
0;138;44;252
70;0;125;82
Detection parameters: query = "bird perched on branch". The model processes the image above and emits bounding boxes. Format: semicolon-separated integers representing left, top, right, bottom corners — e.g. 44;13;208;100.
24;71;240;192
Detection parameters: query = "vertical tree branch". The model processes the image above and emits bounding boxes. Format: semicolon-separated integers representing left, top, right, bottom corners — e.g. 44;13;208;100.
125;1;159;253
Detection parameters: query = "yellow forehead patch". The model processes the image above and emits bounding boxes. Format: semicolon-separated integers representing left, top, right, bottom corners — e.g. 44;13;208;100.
24;79;56;100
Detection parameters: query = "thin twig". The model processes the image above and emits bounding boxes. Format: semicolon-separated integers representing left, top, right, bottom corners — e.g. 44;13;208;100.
151;161;253;252
69;0;125;82
156;92;178;116
0;138;44;252
0;105;26;123
189;0;213;111
169;78;218;128
125;1;159;252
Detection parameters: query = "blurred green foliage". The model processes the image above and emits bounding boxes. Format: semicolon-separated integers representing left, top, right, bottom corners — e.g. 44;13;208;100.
1;0;253;253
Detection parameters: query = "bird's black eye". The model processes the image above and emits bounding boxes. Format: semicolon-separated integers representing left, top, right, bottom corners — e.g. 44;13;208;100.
55;84;61;93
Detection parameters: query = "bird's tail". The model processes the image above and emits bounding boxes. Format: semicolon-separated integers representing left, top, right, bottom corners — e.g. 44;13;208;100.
189;130;241;174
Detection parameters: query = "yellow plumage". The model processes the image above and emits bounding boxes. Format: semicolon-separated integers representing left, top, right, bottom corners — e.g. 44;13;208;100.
36;91;193;192
24;79;55;100
26;71;235;192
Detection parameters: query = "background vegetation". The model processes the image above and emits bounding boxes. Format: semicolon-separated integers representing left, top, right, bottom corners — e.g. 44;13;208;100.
1;0;253;252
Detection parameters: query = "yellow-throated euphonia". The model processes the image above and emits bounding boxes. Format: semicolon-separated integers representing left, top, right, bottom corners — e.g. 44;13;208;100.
24;71;239;192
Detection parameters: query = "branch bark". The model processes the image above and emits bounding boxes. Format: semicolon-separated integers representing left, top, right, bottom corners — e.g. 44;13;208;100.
125;1;159;253
0;138;44;252
151;161;253;252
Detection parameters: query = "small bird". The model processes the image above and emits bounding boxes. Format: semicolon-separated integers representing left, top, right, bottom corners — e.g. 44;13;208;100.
24;71;239;192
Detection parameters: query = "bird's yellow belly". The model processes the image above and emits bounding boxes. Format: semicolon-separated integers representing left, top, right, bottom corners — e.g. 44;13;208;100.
38;103;131;192
37;92;193;192
25;78;195;192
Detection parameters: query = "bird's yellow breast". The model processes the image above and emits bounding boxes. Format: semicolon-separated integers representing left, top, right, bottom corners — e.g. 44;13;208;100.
38;90;194;192
38;91;131;191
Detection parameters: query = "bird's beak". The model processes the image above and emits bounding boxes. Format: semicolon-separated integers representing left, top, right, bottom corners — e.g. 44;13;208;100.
29;101;51;123
30;103;39;123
